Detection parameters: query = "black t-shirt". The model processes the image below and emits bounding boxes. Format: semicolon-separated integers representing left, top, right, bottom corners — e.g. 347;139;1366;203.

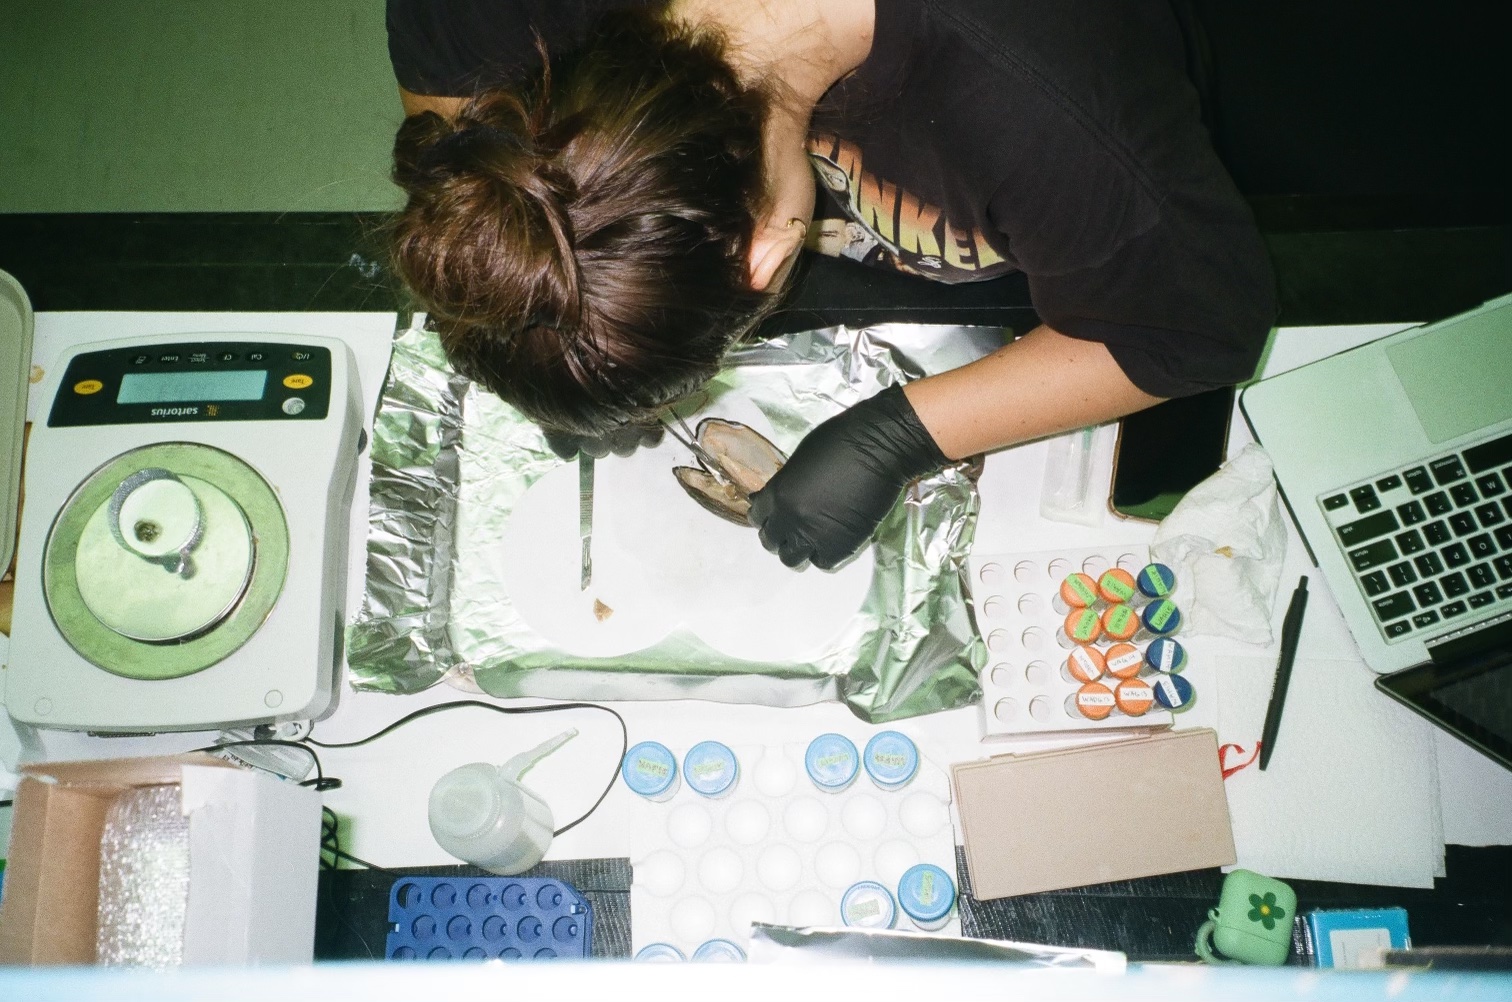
387;0;1276;397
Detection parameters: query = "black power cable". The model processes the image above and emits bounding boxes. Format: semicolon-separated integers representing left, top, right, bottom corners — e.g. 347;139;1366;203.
307;699;628;838
191;698;628;871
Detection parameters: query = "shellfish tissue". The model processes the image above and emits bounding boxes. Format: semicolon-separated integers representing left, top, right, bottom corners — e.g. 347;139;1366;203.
673;418;786;525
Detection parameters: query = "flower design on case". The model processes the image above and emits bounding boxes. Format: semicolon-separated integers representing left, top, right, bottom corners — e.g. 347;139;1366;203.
1248;892;1286;930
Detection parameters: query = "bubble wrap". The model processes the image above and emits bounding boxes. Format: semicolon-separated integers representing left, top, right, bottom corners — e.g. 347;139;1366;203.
96;785;191;968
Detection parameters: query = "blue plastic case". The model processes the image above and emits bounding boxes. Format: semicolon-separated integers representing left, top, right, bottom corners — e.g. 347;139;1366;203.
386;876;593;961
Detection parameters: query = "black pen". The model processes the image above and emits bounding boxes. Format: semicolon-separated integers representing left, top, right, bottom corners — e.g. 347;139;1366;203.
1258;576;1309;770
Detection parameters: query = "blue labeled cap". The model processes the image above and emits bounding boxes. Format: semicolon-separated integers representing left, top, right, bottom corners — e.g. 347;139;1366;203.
863;730;919;789
683;741;738;798
841;881;897;929
805;733;860;792
635;942;686;962
691;938;746;962
622;741;678;799
896;864;955;926
1140;598;1182;637
1144;637;1187;673
1136;562;1177;599
1150;671;1194;711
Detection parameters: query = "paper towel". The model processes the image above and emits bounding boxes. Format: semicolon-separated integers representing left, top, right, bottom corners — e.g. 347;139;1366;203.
1152;445;1286;645
1217;655;1442;888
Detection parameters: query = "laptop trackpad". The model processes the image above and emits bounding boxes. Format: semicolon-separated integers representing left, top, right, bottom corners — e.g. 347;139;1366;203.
1387;306;1512;444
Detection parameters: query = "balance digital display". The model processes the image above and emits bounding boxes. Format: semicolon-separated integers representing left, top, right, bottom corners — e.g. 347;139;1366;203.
117;369;269;404
48;340;331;425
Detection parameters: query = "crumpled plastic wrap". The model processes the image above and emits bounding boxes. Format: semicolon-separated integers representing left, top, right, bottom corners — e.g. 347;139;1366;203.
348;320;1008;722
96;785;191;968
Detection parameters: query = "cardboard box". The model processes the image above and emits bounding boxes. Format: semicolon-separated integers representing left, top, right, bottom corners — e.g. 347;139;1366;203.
0;754;322;965
952;728;1236;899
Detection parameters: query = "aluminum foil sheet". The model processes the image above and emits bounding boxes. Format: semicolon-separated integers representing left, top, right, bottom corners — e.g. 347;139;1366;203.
348;320;1008;722
96;785;191;968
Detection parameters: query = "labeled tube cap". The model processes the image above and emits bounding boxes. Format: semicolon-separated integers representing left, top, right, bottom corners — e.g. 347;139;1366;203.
1058;572;1099;609
1097;568;1136;604
1062;607;1103;645
691;939;746;962
1150;671;1195;710
1064;644;1106;683
1141;598;1182;637
1100;603;1140;642
1114;677;1155;716
1104;642;1144;679
1069;681;1116;720
896;864;955;926
805;733;860;792
683;740;739;797
841;880;897;929
1136;562;1177;599
864;730;919;789
1144;637;1187;673
622;741;678;799
635;943;686;962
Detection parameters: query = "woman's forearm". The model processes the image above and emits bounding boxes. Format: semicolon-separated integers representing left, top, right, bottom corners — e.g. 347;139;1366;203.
902;325;1165;460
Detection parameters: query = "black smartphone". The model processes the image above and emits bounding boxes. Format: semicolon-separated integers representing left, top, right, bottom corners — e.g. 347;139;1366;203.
1110;386;1235;522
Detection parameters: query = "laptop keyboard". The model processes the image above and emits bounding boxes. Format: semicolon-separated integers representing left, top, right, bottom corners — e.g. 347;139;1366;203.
1321;430;1512;643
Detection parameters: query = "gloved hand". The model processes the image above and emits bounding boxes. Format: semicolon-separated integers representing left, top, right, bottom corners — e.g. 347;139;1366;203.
749;384;950;569
542;420;664;460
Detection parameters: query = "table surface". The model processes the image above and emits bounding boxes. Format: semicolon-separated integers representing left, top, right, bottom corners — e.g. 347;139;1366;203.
4;308;1511;960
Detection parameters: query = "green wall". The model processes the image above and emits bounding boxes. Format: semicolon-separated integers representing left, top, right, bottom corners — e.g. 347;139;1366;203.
0;0;404;212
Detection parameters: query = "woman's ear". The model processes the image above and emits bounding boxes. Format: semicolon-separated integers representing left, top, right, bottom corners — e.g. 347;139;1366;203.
747;216;809;291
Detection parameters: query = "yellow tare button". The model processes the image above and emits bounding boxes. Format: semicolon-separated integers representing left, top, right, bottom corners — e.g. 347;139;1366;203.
73;379;104;395
283;373;314;389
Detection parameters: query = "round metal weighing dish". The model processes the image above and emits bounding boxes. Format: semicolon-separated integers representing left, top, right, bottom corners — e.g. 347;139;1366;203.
43;443;289;680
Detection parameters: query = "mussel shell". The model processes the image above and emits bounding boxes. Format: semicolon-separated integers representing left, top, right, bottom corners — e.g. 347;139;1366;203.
674;466;753;525
695;418;786;495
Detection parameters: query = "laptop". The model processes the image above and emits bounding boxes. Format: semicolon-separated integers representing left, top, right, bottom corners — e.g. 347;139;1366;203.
1241;292;1512;771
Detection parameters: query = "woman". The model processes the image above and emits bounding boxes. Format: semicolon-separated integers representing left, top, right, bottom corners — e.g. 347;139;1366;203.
387;0;1275;569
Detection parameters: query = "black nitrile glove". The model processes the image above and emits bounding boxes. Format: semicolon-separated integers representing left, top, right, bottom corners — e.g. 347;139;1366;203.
543;421;664;460
749;384;950;569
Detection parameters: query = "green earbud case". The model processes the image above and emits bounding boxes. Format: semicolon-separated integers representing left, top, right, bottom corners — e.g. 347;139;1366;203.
1195;868;1297;966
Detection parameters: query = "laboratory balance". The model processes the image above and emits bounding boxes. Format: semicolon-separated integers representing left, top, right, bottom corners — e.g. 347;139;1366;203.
7;333;362;732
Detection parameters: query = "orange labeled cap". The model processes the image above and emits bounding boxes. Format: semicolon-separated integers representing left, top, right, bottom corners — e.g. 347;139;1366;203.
1097;568;1136;604
1062;608;1103;645
1114;678;1155;716
1072;682;1116;720
1059;572;1099;609
1065;645;1106;683
1104;642;1144;679
1101;603;1139;642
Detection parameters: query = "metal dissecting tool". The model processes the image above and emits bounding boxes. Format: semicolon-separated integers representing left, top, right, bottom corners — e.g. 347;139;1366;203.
662;413;750;504
578;453;594;590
